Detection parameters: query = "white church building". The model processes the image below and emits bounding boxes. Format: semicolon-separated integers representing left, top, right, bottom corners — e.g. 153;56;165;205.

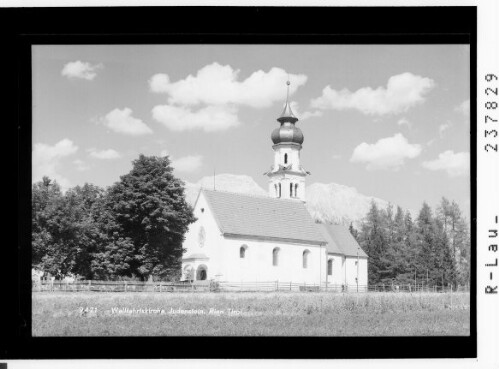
181;81;368;289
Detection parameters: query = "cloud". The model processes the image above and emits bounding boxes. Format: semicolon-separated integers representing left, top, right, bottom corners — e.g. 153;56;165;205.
152;104;240;132
397;117;412;127
61;61;103;80
32;138;78;189
149;62;307;108
350;133;422;170
331;154;342;160
160;149;169;157
87;148;121;160
422;150;470;177
99;108;153;136
455;99;470;117
311;73;435;115
171;155;203;173
289;101;323;121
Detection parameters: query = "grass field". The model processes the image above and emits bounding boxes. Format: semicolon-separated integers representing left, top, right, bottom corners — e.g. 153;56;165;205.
32;291;470;336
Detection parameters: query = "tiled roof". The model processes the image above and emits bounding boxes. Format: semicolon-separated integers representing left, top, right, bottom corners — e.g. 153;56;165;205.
320;224;368;258
202;190;327;244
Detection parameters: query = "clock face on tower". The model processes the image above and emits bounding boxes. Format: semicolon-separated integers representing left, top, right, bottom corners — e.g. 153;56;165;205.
198;226;206;248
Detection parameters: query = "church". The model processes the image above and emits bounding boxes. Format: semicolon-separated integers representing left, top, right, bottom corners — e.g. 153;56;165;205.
181;81;368;289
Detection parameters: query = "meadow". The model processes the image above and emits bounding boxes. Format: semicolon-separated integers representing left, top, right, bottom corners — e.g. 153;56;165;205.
32;291;470;336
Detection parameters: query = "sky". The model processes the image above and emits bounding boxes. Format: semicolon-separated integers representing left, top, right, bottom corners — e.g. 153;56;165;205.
32;44;471;216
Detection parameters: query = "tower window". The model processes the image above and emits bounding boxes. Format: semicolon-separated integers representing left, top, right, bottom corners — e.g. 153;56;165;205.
303;250;310;268
240;245;247;259
272;247;280;266
284;153;288;164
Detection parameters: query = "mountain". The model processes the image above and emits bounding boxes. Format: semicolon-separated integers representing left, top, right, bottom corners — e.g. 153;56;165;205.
305;182;389;227
183;174;268;205
183;174;390;226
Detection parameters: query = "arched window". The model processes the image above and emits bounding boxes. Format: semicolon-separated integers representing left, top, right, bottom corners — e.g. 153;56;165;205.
290;182;293;197
284;153;288;164
328;259;333;276
303;250;310;268
240;245;247;259
272;247;280;266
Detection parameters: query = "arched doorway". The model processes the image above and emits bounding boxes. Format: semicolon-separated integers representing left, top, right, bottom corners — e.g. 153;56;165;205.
196;264;208;281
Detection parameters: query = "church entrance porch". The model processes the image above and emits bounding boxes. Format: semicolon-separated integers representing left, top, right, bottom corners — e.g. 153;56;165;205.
181;253;210;282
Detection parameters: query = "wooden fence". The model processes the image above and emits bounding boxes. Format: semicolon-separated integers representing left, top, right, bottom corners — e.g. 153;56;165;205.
34;280;210;292
32;280;470;293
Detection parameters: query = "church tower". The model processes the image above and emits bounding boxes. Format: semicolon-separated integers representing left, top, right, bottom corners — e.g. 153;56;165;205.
265;80;310;201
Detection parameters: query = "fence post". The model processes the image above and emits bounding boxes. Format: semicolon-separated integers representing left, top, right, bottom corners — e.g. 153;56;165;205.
159;282;162;293
124;281;127;292
290;281;292;291
408;284;411;293
276;280;279;291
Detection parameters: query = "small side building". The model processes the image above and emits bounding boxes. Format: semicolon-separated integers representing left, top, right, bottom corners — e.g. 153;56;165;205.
320;224;369;291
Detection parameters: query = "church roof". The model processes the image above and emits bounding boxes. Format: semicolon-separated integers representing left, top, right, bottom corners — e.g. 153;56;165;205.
320;224;368;258
201;190;327;245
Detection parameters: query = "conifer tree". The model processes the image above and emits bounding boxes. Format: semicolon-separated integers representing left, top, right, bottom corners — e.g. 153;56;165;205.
357;201;388;284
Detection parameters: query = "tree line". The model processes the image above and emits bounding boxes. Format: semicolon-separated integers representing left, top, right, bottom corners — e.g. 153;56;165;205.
32;155;196;281
350;199;471;287
32;153;470;286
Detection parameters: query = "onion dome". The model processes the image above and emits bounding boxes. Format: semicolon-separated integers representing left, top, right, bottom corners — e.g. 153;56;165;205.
271;123;304;145
271;80;304;145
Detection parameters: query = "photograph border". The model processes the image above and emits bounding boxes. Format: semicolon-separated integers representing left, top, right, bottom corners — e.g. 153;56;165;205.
7;5;477;359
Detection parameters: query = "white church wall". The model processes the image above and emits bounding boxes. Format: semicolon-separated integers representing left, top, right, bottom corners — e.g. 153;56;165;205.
325;254;344;286
358;257;368;289
181;192;225;281
344;256;368;292
221;236;326;284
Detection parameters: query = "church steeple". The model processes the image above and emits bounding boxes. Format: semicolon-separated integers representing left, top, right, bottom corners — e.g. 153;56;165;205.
264;79;309;202
277;80;298;124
